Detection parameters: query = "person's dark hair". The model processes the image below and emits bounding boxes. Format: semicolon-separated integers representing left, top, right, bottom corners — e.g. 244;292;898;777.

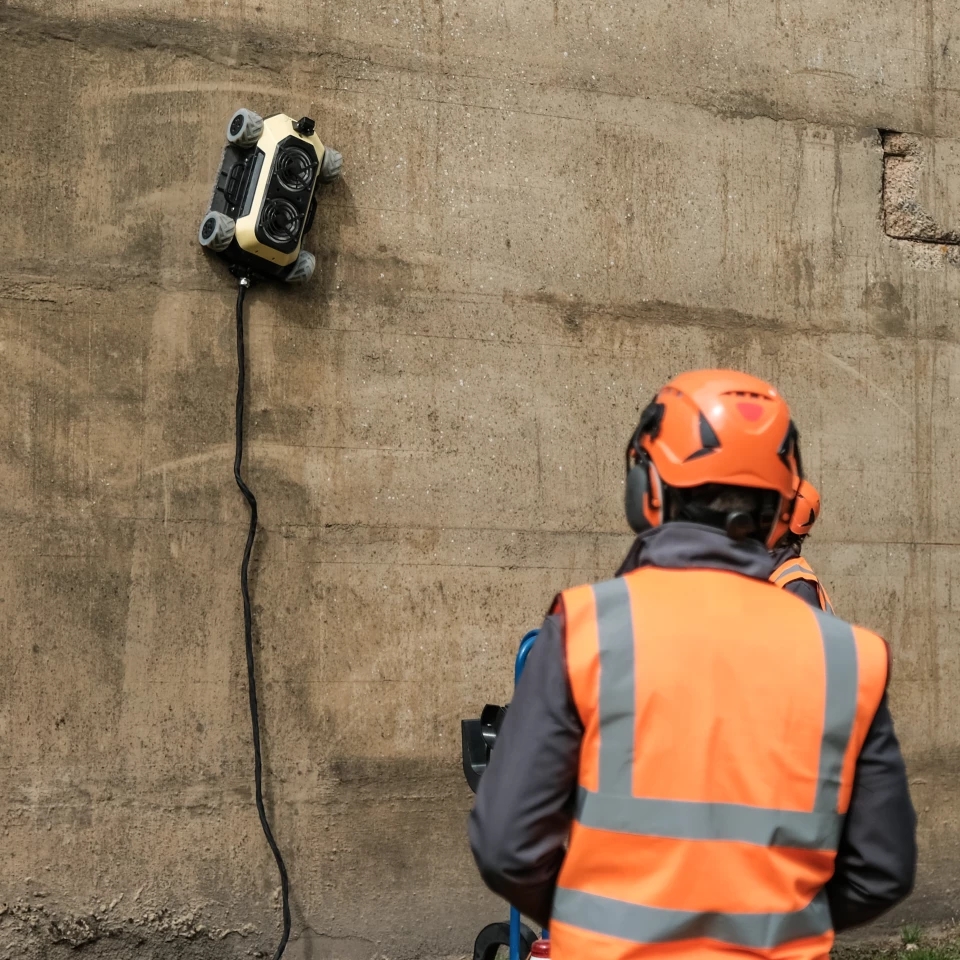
774;529;806;554
666;483;780;543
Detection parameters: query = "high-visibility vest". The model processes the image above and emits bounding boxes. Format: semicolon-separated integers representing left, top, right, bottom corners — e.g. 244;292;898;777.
771;557;834;614
550;567;888;960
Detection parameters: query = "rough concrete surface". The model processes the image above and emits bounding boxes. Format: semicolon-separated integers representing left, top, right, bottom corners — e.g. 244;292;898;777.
883;131;960;244
1;0;960;956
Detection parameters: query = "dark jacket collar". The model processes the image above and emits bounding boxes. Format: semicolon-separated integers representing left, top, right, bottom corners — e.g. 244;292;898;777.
615;522;776;582
769;540;801;571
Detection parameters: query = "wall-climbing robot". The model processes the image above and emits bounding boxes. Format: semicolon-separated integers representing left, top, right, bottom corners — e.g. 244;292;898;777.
198;108;342;283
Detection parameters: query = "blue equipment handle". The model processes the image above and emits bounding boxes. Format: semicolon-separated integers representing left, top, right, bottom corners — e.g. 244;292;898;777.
515;629;540;686
510;629;547;959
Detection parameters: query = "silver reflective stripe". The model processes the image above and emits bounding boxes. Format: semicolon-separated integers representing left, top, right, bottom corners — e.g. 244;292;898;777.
594;578;636;795
812;609;858;814
553;887;832;949
772;562;814;583
576;788;843;850
773;562;835;614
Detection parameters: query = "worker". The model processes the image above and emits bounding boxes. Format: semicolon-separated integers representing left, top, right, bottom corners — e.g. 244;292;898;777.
771;479;835;612
469;369;916;960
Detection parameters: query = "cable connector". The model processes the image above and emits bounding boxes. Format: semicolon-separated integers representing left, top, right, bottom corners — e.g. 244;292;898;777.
229;262;255;287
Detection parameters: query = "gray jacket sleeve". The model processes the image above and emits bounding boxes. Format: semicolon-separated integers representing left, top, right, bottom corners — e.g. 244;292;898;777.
468;613;582;928
826;694;917;931
781;577;821;608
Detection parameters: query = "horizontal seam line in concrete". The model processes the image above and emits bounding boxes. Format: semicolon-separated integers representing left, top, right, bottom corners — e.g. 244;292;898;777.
5;515;960;549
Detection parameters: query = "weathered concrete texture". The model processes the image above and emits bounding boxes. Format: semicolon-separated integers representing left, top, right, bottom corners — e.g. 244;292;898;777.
883;131;960;244
2;0;960;956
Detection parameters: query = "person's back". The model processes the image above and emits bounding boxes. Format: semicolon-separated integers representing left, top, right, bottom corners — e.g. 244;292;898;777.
552;565;886;960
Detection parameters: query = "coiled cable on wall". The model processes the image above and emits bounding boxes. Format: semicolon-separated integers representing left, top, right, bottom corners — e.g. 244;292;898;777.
234;275;292;959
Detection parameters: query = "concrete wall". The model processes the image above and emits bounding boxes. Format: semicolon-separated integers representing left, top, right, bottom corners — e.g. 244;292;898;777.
1;0;958;956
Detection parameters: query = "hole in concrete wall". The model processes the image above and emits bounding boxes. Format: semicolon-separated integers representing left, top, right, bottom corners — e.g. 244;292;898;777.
881;130;960;245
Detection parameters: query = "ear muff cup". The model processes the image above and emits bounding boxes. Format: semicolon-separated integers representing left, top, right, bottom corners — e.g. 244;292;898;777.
624;454;663;533
625;464;650;534
787;480;819;537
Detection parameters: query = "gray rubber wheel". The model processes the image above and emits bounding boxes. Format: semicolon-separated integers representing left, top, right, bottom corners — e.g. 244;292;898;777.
285;250;316;283
226;108;264;147
198;211;236;252
318;147;343;183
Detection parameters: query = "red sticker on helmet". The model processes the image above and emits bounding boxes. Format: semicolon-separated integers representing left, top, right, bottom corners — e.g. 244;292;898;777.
737;402;763;421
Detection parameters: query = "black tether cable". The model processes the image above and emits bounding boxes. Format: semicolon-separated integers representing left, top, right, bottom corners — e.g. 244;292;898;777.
234;275;292;959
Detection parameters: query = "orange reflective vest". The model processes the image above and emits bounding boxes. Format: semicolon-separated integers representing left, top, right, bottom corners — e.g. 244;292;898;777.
771;557;834;614
550;567;888;960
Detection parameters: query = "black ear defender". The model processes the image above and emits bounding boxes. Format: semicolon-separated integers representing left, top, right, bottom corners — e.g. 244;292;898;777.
624;400;665;534
624;449;653;534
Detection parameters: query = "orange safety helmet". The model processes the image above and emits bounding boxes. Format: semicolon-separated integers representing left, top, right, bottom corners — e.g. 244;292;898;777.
625;370;802;548
788;478;821;537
